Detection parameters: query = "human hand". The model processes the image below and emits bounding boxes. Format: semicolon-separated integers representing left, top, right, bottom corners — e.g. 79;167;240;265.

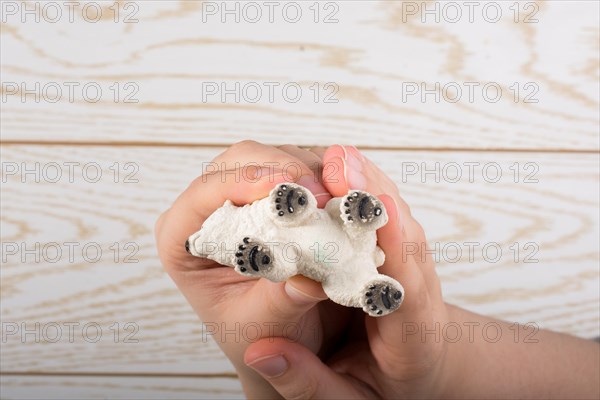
243;145;451;399
155;141;356;397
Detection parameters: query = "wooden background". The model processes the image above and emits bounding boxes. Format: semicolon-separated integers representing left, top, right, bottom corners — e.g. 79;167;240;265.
1;1;599;398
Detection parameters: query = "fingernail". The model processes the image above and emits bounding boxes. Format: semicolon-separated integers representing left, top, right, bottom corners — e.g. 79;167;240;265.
390;197;405;233
246;354;288;378
343;146;363;172
314;192;332;199
284;281;326;304
346;146;365;162
342;146;367;190
329;144;346;159
341;157;367;190
296;175;328;195
390;196;399;223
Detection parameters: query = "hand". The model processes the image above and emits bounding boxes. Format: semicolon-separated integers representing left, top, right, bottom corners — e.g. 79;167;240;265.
243;145;451;399
155;141;355;398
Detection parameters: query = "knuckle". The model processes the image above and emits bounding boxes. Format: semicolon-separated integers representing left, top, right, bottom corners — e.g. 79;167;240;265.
415;280;431;306
186;172;220;196
286;380;318;400
386;178;401;194
154;209;168;236
277;144;298;152
231;139;259;152
308;146;326;153
216;140;256;161
406;218;426;244
395;195;412;215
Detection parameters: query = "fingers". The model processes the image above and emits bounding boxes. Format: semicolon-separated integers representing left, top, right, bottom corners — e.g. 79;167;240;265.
244;338;366;399
377;193;442;306
277;144;332;207
371;194;432;340
376;195;431;316
307;146;327;160
212;140;329;202
244;276;327;328
321;145;441;301
320;146;426;294
321;144;401;207
363;195;441;370
283;275;327;305
277;144;323;178
322;145;367;195
319;145;443;358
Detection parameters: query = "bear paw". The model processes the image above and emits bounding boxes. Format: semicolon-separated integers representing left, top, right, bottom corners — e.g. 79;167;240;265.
362;279;404;317
234;237;274;276
342;191;387;231
269;183;316;224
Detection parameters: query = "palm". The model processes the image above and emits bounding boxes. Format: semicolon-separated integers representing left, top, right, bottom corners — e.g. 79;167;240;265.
186;261;352;356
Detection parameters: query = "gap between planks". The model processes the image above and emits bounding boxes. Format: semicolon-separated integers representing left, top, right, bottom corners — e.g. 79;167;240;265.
1;140;599;154
0;371;239;379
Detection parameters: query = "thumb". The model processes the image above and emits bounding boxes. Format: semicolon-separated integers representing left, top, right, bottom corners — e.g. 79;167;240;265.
244;338;364;400
251;275;328;323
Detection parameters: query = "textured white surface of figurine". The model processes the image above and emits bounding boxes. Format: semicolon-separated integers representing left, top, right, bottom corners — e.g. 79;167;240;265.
186;183;404;316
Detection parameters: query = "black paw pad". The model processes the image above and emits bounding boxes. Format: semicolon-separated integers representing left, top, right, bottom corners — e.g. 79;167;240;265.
271;184;310;218
234;237;273;275
363;282;403;316
343;191;384;226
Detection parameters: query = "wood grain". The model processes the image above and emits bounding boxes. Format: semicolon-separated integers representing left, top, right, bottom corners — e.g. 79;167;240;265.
1;1;598;397
1;1;598;149
0;374;244;399
2;144;598;377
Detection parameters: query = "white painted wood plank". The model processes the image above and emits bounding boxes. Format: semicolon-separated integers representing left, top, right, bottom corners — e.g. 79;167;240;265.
1;1;598;149
1;145;598;375
0;375;243;400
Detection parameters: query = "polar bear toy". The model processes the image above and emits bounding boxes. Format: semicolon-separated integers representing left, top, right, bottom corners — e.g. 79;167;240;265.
185;182;404;317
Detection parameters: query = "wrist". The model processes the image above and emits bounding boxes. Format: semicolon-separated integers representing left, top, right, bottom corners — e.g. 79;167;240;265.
436;303;477;399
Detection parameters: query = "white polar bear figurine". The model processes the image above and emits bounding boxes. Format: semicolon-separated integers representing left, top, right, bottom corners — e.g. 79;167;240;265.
185;182;404;317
